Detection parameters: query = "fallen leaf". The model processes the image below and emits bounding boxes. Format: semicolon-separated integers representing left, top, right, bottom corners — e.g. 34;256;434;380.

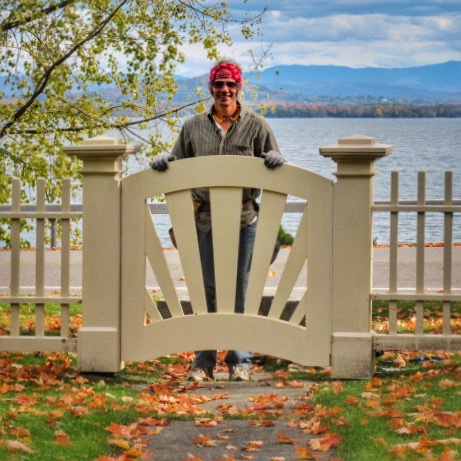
373;438;387;445
242;440;263;452
394;354;407;368
361;392;380;399
55;430;70;446
193;435;217;447
195;417;223;427
277;432;298;444
332;381;344;395
5;440;35;453
108;438;131;450
308;432;342;452
345;396;359;405
105;422;123;437
183;455;204;461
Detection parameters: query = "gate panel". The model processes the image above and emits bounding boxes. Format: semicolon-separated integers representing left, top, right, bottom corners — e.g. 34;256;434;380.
121;156;333;366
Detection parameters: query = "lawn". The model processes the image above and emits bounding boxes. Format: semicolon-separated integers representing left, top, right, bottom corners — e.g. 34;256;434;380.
0;302;460;460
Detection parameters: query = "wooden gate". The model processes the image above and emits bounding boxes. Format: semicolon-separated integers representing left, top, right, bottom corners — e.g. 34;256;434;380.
121;156;333;366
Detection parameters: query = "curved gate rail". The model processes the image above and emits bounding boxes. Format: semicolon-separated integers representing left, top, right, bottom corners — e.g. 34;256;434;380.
121;156;334;366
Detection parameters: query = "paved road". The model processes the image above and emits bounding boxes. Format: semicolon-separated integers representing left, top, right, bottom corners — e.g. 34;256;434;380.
0;247;460;295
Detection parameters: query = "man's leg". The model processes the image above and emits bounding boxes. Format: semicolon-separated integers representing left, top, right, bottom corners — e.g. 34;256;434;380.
189;228;217;381
226;221;257;380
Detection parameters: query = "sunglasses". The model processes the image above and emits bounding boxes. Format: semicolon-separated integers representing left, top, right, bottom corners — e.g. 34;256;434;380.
211;80;240;89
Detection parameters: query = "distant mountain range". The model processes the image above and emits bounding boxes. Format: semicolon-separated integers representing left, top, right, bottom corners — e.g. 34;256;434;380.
178;60;461;104
2;61;460;105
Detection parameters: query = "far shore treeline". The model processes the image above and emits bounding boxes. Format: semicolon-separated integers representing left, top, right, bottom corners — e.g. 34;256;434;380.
258;103;461;118
107;102;461;118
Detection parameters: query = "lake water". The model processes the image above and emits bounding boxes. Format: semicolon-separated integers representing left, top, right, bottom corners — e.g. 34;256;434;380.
140;118;460;246
16;118;461;247
264;118;461;245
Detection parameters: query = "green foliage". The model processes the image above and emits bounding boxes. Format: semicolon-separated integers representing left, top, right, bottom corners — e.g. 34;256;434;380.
277;225;294;246
0;0;266;244
261;102;461;118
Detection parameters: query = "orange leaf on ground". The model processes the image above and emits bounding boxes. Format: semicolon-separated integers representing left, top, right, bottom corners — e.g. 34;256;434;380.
107;438;130;450
394;354;407;368
105;422;123;437
70;405;89;417
4;440;35;453
183;455;204;461
332;381;344;395
54;430;70;446
308;432;342;452
137;417;170;426
195;417;223;427
345;396;359;405
124;447;148;458
250;419;276;427
148;427;164;436
193;435;217;447
373;438;387;445
277;432;298;444
241;440;263;452
295;445;318;459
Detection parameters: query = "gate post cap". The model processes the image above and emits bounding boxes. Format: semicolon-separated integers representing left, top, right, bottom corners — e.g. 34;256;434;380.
63;135;141;159
80;135;122;145
320;134;393;162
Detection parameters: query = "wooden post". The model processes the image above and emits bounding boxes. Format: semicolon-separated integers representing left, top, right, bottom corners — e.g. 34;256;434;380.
64;136;140;372
320;135;393;378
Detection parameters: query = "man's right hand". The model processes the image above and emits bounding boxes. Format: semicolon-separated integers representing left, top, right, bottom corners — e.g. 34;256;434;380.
263;150;285;169
151;154;176;171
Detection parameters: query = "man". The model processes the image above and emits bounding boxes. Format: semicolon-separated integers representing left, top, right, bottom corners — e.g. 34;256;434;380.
152;59;285;381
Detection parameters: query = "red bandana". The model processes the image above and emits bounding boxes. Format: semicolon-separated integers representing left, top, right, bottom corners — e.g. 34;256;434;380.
209;62;242;83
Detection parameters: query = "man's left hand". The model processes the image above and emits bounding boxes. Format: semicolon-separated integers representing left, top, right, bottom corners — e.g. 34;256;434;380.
263;150;286;169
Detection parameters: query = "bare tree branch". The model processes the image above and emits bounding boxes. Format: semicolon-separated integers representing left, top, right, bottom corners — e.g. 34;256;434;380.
6;97;211;135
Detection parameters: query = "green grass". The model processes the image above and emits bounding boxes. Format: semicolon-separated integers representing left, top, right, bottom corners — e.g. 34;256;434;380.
312;356;461;461
0;353;145;460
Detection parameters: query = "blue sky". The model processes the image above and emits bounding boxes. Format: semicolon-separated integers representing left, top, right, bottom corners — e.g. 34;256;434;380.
178;0;461;76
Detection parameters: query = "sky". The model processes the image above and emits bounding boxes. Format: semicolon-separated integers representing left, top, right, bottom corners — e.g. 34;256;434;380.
177;0;461;77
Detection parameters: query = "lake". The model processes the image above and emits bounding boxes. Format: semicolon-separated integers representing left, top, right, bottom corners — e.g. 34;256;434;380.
16;118;461;247
265;118;461;244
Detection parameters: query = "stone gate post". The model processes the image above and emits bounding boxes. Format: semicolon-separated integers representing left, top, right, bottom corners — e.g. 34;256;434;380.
64;136;140;372
320;135;393;379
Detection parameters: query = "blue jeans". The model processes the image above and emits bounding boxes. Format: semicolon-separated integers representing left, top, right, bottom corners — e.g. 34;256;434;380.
192;221;257;369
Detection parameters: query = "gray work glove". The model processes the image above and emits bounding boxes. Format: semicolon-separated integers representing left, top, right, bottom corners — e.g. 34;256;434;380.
263;150;286;169
151;154;176;171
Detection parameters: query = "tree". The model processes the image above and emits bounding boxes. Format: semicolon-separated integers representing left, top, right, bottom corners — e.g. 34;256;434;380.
0;0;265;244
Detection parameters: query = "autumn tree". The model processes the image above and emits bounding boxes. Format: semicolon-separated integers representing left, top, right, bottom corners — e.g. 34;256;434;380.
0;0;265;244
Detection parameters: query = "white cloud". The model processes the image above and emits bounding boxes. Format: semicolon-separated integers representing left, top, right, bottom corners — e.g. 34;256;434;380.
176;1;461;76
